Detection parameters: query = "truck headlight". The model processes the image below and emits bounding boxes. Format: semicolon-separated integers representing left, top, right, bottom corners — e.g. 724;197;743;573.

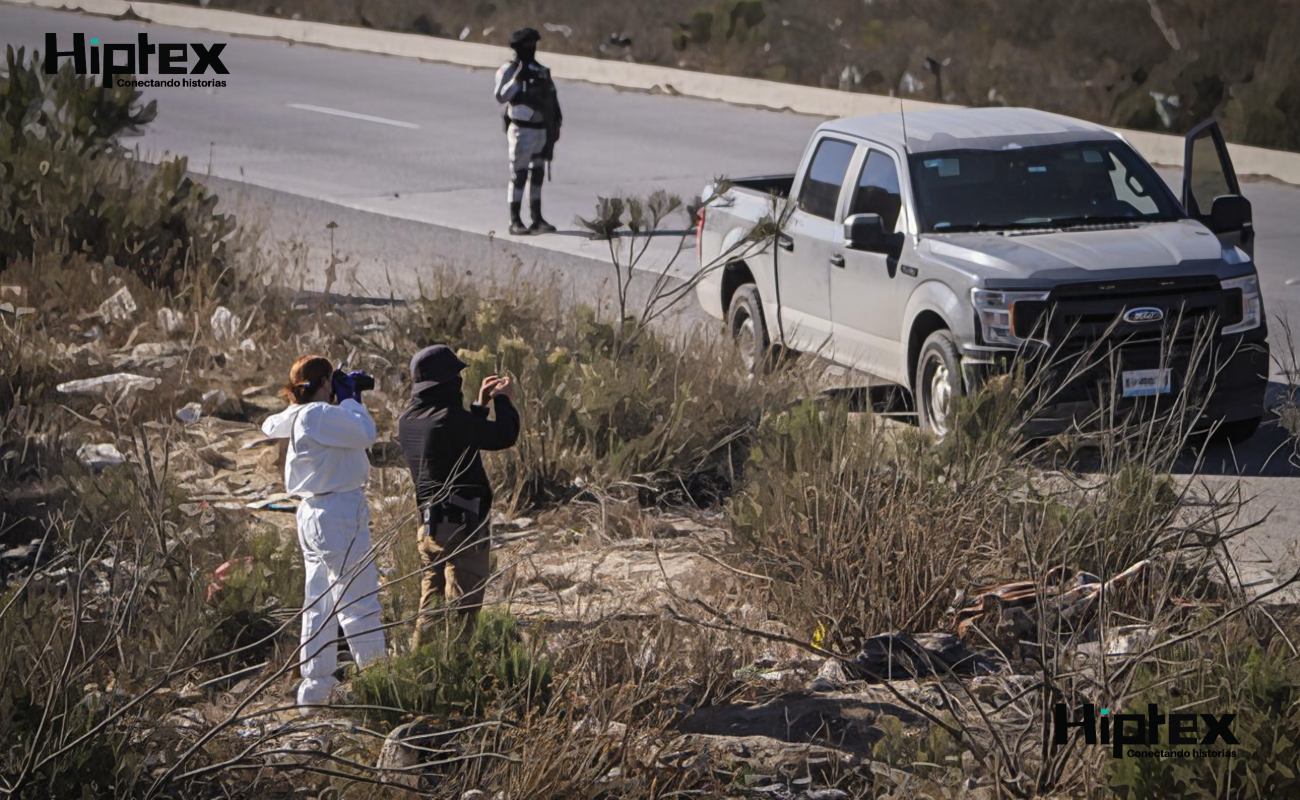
1221;274;1261;334
972;289;1050;346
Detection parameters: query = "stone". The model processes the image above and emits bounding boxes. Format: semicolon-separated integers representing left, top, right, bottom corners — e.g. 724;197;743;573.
176;403;203;424
201;389;243;417
851;632;1003;681
376;718;441;790
806;658;851;692
210;306;241;341
97;286;137;323
77;442;128;469
57;373;159;402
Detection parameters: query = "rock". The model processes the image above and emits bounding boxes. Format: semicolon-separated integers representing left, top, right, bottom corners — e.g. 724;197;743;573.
806;658;851;692
195;446;237;472
97;286;137;323
77;442;128;470
376;718;441;790
210;306;241;341
201;389;243;417
176;402;203;424
157;307;186;336
57;373;159;402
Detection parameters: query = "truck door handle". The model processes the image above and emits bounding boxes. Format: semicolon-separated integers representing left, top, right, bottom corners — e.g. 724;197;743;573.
830;254;845;268
777;234;794;252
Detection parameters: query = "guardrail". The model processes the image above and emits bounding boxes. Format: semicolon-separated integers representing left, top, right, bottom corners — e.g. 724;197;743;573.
7;0;1300;184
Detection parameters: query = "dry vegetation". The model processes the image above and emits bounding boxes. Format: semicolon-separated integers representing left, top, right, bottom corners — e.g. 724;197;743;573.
3;45;1300;800
178;0;1300;151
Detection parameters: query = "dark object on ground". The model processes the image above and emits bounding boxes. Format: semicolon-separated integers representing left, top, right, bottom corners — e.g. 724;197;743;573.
850;631;1003;681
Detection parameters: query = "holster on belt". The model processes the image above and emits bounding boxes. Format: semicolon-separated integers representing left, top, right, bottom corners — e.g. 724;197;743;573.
422;493;483;549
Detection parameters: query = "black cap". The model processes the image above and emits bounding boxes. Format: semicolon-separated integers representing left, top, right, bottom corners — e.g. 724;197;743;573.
410;344;467;394
510;27;540;47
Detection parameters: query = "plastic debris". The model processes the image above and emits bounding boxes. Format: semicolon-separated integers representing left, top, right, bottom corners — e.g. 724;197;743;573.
97;287;137;323
157;307;186;336
78;443;127;469
210;306;242;341
57;373;159;401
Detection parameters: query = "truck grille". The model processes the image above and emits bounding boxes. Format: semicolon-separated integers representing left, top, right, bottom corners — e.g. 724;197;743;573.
1011;276;1237;351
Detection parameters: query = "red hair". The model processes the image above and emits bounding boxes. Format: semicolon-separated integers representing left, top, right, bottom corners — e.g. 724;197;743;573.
280;355;333;405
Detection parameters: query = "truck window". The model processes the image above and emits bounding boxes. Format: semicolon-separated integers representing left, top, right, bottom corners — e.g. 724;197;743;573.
798;138;855;220
849;150;902;232
908;141;1183;232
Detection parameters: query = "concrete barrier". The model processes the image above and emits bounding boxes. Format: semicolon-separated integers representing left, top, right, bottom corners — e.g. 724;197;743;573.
8;0;1300;184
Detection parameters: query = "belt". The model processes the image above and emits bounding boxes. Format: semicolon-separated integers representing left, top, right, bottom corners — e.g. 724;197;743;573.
510;119;547;129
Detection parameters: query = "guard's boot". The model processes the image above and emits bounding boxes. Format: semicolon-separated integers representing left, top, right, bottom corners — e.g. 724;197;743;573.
528;200;557;234
509;201;529;236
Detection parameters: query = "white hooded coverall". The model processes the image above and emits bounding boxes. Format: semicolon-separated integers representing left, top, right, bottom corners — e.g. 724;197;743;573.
261;398;387;707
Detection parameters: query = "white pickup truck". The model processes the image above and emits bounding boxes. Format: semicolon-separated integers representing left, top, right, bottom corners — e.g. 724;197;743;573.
695;107;1267;438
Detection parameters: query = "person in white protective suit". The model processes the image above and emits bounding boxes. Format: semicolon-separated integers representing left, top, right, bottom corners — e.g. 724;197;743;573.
262;354;387;710
494;26;562;236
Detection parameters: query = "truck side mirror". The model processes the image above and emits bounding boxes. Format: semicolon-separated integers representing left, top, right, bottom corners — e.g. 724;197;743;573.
845;213;894;252
1208;194;1252;234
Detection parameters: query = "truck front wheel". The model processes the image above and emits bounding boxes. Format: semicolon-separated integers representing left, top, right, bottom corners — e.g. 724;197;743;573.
917;330;962;437
727;284;770;373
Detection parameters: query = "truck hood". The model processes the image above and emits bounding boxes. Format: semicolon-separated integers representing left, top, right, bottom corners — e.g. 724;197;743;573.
920;220;1245;284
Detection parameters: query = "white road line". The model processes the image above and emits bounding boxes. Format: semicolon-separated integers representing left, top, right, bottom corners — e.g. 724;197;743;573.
287;103;419;129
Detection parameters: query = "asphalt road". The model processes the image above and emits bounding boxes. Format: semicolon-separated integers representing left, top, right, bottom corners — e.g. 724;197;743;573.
2;3;1298;596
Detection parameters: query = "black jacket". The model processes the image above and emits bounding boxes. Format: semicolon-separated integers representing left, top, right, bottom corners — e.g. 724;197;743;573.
397;383;521;513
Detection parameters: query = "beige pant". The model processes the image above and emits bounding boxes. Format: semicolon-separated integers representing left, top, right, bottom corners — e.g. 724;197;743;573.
411;522;490;649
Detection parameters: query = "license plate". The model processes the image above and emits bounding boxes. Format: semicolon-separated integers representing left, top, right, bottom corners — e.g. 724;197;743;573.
1122;369;1172;398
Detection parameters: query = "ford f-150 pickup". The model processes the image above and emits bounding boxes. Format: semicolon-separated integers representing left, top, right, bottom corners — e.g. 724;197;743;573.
695;107;1268;438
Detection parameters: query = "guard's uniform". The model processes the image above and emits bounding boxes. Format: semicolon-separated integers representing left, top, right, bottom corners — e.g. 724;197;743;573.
494;27;561;234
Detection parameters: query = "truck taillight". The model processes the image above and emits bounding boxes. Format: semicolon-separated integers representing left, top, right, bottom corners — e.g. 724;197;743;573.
695;207;706;263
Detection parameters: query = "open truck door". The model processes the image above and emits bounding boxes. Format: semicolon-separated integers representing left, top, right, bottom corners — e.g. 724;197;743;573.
1182;119;1254;258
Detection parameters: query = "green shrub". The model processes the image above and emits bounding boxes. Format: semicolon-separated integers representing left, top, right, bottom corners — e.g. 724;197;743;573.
1109;628;1300;799
0;46;234;288
399;273;799;507
352;609;551;720
204;522;304;668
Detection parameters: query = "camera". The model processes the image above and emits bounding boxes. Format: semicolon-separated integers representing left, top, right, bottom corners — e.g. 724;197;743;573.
334;369;376;392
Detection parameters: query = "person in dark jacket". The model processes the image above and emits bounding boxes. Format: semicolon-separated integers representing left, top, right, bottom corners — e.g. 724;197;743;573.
397;345;520;647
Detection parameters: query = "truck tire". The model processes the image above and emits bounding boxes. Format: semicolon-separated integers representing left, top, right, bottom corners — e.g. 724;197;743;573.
1213;416;1261;444
916;329;962;437
727;284;770;373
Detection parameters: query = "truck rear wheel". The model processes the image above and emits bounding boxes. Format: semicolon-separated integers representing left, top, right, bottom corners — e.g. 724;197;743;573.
727;284;770;373
1212;416;1262;444
917;329;962;437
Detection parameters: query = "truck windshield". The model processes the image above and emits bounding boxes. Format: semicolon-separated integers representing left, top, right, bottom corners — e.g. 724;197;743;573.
908;141;1183;233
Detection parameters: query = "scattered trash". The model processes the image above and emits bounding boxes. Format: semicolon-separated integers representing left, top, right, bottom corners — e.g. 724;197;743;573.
57;373;159;402
955;560;1159;640
247;493;298;512
239;337;257;353
543;22;573;37
459;25;471;40
0;302;35;317
206;557;253;601
210;306;242;341
176;402;203;424
111;341;183;370
77;443;128;470
157;307;186;336
850;632;1003;681
97;286;137;323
